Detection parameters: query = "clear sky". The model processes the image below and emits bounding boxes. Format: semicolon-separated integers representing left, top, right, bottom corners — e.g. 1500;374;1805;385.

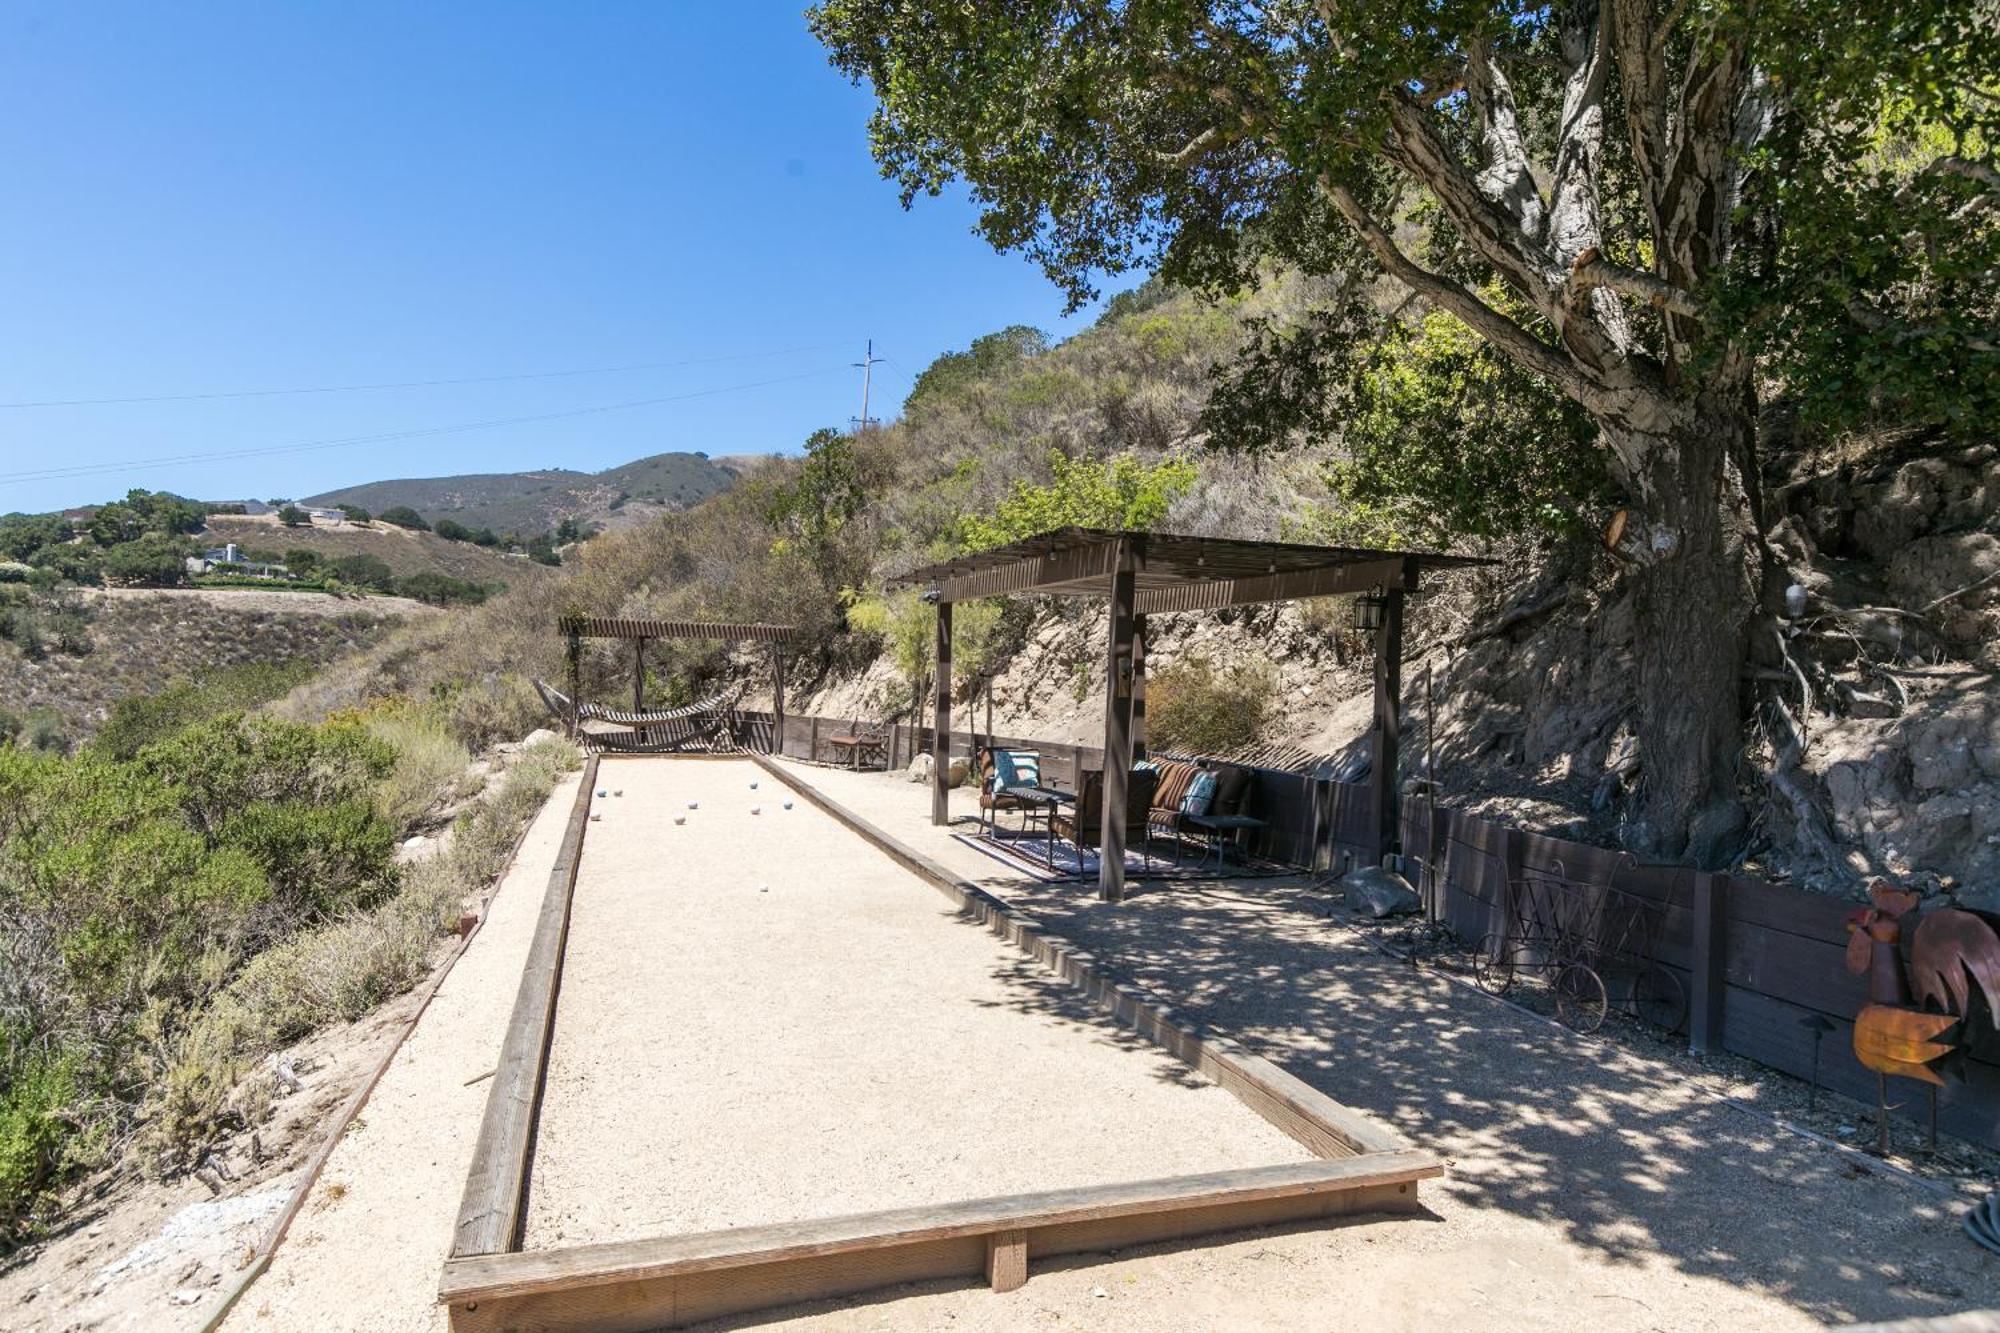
0;3;1111;514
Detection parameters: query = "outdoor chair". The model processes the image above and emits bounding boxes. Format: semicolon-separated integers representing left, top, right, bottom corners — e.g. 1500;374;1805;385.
976;746;1047;835
826;724;890;770
1052;765;1160;860
1178;763;1265;868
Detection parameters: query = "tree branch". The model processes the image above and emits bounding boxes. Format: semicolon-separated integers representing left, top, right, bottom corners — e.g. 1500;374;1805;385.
1568;247;1704;318
1320;177;1592;400
1382;94;1564;307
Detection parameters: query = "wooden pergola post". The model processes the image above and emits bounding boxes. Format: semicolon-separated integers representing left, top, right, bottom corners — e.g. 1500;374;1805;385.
1098;538;1140;901
1370;581;1408;863
932;599;953;826
1130;614;1148;762
773;646;786;757
564;628;583;740
632;638;647;712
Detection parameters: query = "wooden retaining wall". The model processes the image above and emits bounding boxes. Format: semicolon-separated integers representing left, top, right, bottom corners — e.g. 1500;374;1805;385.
744;709;2000;1149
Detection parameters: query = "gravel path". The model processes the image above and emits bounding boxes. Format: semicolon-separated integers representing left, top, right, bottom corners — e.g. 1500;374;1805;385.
221;773;582;1333
524;757;1306;1250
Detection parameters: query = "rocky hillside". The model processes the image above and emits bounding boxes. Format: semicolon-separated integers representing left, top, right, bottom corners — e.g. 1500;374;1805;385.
284;277;1998;901
305;450;737;536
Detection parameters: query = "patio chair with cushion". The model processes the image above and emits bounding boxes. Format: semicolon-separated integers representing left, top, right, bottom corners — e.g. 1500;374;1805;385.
1051;766;1161;860
975;746;1047;835
1179;763;1266;867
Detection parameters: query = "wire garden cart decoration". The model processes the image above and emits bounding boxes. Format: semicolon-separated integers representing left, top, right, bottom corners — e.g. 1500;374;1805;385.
1471;851;1688;1035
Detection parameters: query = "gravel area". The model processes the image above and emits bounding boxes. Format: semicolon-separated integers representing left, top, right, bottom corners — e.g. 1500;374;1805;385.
523;757;1309;1250
783;760;2000;1331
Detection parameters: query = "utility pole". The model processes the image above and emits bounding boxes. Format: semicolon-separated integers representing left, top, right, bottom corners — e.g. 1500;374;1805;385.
851;339;882;432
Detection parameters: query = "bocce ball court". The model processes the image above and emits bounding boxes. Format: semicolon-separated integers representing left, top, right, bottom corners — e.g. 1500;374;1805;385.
439;753;1439;1332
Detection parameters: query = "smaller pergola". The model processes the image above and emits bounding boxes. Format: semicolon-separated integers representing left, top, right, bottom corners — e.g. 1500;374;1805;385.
890;527;1490;901
556;616;799;746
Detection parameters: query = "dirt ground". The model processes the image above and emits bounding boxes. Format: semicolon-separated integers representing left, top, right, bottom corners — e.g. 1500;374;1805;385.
527;759;1306;1250
775;760;2000;1331
117;755;1995;1331
85;587;436;617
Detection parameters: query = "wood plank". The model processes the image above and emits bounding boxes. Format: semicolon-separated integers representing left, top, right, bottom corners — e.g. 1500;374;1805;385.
932;600;952;826
447;1176;1421;1333
985;1229;1027;1292
1690;871;1727;1056
451;753;600;1259
752;756;1422;1164
1099;540;1138;901
441;1151;1439;1305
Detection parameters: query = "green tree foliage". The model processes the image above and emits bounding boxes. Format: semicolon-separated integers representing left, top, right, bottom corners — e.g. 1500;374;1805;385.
395;572;495;606
283;548;321;574
336;504;372;524
766;428;866;557
1238;308;1604;545
277;505;309;527
432;518;471;542
0;514;69;562
100;532;192;587
330;553;394;591
905;325;1049;415
811;0;1998;859
957;452;1196;551
378;505;430;531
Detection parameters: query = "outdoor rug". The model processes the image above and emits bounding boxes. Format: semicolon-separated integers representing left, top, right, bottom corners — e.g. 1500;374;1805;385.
951;823;1289;883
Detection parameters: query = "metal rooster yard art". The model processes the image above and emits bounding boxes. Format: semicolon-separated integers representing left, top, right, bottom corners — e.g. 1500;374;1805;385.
1845;881;2000;1150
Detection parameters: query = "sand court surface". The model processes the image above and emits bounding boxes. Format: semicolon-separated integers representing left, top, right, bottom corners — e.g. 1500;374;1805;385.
522;756;1311;1251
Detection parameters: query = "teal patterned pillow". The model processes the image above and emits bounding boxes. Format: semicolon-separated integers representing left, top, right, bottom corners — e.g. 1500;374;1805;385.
1181;770;1218;816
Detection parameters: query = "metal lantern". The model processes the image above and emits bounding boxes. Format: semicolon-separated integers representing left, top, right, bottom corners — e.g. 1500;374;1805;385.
1352;587;1388;633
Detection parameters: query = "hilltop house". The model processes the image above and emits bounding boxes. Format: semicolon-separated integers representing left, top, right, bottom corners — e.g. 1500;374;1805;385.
186;543;289;579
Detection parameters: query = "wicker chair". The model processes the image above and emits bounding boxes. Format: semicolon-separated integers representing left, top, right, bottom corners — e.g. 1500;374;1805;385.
1052;766;1160;858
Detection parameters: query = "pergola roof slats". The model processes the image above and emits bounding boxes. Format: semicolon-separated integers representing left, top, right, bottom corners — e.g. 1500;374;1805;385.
889;526;1488;611
558;616;798;644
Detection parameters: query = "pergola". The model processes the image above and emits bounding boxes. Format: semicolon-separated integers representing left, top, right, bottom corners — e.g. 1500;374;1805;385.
556;616;799;743
891;527;1490;901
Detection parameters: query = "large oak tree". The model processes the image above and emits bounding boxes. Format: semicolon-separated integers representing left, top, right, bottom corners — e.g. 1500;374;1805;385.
812;0;1997;864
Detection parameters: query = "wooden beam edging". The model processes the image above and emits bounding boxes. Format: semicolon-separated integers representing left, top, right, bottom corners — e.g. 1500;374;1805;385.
451;751;601;1258
439;1150;1438;1310
748;755;1419;1162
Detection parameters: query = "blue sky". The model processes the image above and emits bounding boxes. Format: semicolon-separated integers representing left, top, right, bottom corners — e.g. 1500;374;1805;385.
0;3;1111;514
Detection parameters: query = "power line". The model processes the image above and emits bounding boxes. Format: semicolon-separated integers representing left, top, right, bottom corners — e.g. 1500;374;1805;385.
0;343;842;410
0;365;850;488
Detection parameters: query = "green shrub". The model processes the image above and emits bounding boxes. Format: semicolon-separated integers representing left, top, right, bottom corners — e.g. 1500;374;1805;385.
217;799;397;921
330;553;394;591
0;1053;98;1240
379;506;429;531
395;572;494;606
136;732;579;1174
360;706;474;829
93;660;318;760
1148;654;1277;757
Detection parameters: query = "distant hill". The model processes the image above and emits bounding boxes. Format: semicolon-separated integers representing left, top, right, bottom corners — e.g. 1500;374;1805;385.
304;451;738;537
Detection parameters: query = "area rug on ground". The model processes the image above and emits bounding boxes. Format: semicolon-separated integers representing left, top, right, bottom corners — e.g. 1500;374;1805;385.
439;754;1439;1332
952;823;1290;882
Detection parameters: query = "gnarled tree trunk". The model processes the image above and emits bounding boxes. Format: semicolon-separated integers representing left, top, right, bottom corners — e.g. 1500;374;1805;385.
1602;377;1763;864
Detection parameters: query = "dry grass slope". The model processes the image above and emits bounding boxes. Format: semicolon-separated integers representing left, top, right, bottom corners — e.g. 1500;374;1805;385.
0;591;415;740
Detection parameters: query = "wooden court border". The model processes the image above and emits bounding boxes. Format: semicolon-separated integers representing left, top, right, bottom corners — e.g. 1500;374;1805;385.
441;753;1439;1332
